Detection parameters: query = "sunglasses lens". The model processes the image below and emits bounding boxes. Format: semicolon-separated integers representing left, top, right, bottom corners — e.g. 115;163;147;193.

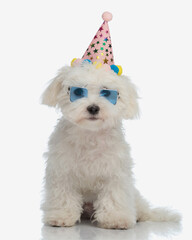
70;87;88;102
100;89;118;105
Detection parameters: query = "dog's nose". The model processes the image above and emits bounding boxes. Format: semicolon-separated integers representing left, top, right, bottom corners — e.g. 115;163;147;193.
87;104;100;115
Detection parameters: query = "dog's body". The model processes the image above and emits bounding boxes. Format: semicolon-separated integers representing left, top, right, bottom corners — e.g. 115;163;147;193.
41;64;180;229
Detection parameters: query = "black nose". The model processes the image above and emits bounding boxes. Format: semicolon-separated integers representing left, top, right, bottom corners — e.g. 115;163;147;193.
87;104;100;115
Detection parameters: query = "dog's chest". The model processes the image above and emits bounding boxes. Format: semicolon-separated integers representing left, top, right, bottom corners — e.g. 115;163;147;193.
69;130;123;184
72;130;112;160
56;123;128;188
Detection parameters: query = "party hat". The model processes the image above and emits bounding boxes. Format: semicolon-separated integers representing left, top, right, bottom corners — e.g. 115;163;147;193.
71;12;122;76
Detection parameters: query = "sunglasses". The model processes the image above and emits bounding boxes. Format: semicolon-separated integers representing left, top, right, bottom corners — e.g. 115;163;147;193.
69;86;119;105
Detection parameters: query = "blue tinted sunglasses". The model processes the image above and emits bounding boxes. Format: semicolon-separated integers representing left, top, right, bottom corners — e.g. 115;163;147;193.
69;86;119;105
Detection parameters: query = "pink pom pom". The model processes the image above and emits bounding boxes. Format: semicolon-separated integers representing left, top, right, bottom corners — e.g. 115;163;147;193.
102;12;113;22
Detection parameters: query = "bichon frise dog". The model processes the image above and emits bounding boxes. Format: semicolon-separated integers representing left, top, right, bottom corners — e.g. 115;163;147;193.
41;64;180;229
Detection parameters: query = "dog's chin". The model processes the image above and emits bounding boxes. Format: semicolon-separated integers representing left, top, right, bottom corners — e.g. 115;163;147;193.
74;117;105;131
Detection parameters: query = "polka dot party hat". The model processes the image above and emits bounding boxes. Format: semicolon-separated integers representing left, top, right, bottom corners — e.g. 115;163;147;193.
71;12;122;76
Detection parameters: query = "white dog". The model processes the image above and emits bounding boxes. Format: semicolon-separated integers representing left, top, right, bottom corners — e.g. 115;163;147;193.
41;64;180;229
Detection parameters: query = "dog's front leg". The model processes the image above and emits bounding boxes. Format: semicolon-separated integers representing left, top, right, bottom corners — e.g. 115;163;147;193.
41;175;83;227
94;178;136;229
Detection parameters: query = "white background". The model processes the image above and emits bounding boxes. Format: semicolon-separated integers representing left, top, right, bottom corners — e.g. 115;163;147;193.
0;0;192;239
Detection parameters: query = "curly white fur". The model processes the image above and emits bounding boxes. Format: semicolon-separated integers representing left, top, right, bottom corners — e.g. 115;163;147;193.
41;64;181;229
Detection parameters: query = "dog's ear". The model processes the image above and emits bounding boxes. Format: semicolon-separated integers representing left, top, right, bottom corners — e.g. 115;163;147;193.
41;76;62;107
41;66;71;107
121;76;139;119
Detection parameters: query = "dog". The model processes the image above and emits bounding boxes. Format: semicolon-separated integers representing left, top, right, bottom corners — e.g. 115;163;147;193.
41;63;181;229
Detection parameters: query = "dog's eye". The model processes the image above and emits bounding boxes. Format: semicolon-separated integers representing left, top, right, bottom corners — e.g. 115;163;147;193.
100;89;110;97
74;88;84;96
100;89;118;105
70;87;88;102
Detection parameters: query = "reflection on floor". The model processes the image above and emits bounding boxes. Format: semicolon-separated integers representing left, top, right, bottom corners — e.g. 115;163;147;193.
41;220;182;240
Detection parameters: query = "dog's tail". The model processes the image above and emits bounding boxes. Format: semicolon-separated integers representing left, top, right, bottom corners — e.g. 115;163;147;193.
135;190;181;222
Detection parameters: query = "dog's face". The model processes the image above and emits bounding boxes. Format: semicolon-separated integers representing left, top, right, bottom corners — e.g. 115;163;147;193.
42;64;139;131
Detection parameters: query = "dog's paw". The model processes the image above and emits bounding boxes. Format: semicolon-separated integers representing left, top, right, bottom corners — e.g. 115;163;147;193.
43;209;80;227
96;212;136;230
98;218;136;230
46;219;75;227
98;220;136;230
